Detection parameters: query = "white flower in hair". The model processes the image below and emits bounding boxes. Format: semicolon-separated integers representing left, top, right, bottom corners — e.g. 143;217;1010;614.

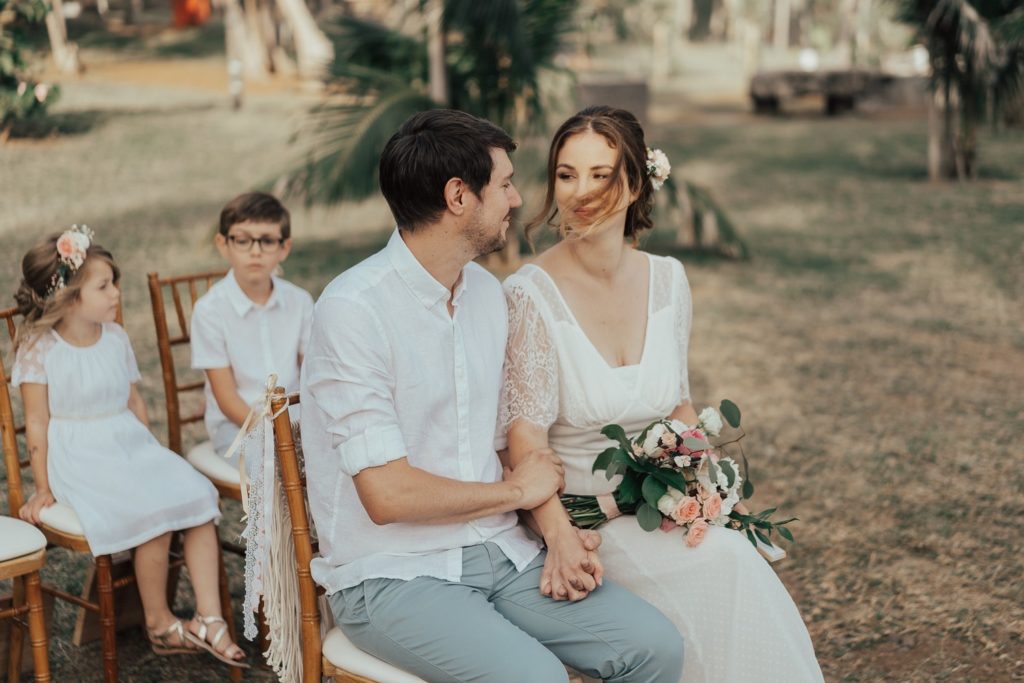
646;147;671;191
49;224;94;295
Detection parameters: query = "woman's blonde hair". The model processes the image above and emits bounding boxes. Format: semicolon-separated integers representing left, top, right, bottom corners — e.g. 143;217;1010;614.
14;234;120;353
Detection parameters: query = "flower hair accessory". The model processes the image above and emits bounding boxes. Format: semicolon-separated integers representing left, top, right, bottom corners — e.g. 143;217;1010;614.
646;147;671;191
48;224;94;296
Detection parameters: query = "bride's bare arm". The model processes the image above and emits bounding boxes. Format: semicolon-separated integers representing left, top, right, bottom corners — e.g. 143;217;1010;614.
669;399;700;426
506;420;604;601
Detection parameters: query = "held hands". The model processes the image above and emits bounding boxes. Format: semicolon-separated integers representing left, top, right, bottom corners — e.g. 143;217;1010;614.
541;527;604;602
504;448;564;510
19;490;55;525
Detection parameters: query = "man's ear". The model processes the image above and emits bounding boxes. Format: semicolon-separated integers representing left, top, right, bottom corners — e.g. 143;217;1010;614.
444;177;468;216
214;232;230;259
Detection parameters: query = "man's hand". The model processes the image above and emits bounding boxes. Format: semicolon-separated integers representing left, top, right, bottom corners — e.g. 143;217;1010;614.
19;490;55;525
541;527;604;601
504;448;564;510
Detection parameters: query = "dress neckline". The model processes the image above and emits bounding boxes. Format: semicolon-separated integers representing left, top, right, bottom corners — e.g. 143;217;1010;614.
51;324;105;349
526;252;654;371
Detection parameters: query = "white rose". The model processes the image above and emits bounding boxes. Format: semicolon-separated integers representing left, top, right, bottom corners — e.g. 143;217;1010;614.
34;83;49;103
698;407;723;436
657;487;686;516
642;423;667;456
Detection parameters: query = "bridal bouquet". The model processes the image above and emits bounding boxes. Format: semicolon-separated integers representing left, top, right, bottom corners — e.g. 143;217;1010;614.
569;400;795;551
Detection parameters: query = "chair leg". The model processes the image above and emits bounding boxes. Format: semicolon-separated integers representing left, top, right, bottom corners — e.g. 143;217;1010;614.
24;570;52;683
7;576;25;683
95;555;118;683
216;530;243;683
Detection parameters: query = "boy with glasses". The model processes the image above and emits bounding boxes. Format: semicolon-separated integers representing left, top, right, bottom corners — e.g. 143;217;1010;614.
191;192;314;464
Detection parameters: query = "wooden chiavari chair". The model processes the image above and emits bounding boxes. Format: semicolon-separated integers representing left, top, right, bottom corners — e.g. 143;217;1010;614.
0;306;237;683
269;388;426;683
1;335;50;682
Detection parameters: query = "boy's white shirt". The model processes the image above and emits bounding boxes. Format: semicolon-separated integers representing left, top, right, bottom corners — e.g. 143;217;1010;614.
191;270;314;457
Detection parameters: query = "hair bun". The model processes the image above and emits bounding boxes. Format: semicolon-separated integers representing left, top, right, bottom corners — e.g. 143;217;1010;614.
14;280;46;319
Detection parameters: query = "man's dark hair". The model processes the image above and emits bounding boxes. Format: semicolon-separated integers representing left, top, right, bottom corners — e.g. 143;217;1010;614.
219;192;291;239
378;109;517;231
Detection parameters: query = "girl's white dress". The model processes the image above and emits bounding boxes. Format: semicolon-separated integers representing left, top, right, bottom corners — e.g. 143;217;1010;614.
12;322;220;555
500;254;824;683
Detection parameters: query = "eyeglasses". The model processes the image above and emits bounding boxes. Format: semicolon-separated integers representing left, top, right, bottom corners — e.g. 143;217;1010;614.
226;234;286;253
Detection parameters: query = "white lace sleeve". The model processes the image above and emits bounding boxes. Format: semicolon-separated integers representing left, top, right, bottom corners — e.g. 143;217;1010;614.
674;260;693;402
498;281;559;438
11;333;55;387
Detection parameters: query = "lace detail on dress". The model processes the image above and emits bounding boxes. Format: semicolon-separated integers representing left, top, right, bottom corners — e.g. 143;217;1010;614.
651;255;674;313
673;259;693;401
11;333;56;386
521;267;573;323
498;280;559;434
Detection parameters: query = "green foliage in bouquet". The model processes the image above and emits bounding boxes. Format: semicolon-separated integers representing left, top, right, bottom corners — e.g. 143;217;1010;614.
0;0;60;138
585;400;798;550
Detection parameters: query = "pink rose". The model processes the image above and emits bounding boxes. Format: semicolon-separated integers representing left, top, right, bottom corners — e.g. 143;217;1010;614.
686;519;709;547
672;496;701;524
660;432;678;449
678;428;711;457
56;235;75;258
703;494;722;519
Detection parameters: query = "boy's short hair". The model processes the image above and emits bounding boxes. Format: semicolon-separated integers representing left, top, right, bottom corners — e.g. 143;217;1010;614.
379;109;516;232
219;192;291;239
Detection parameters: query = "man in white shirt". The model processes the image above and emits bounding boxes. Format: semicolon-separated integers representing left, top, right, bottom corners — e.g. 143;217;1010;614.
301;109;683;683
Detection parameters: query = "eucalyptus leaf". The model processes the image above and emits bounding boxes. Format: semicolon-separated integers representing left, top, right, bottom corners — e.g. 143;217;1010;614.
637;503;663;532
706;462;718;485
592;447;618;474
720;399;741;428
745;528;757;547
683;437;712;452
601;424;632;451
742;479;754;499
754;529;772;546
718;459;737;488
641;477;668;507
778;526;794;542
617;472;642;504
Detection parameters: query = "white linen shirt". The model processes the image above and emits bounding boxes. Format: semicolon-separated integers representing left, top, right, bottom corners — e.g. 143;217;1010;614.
191;270;314;456
301;229;541;593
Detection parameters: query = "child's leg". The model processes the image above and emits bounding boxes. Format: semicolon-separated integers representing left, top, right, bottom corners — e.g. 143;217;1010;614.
182;521;245;662
181;521;221;616
134;532;176;631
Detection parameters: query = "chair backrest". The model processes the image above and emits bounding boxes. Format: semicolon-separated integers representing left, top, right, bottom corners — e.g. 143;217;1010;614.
146;270;227;454
269;387;323;682
0;306;30;515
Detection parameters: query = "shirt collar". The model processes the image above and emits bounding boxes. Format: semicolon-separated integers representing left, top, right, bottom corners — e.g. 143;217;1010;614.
224;269;282;317
385;229;467;310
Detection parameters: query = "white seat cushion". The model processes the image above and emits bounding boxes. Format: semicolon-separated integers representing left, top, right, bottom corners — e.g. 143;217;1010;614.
38;502;85;537
0;515;47;562
322;627;426;683
186;440;241;486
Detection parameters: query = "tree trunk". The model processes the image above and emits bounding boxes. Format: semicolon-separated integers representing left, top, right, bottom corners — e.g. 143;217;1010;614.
772;0;789;50
927;87;943;182
426;0;447;104
277;0;333;80
44;0;81;74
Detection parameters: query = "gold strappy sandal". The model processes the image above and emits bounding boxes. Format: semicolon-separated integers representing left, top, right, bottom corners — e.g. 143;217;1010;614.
147;619;199;656
184;614;250;669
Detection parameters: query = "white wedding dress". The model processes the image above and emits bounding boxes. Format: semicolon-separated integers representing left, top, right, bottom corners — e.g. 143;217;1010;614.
500;253;824;683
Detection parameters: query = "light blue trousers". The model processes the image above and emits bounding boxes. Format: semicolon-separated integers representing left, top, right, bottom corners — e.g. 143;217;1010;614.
330;542;684;683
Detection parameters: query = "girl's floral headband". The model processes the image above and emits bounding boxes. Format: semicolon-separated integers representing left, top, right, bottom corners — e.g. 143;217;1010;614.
646;147;671;191
48;224;94;296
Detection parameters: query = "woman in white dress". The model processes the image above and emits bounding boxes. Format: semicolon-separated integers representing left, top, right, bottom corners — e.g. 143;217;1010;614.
500;106;824;682
13;229;247;667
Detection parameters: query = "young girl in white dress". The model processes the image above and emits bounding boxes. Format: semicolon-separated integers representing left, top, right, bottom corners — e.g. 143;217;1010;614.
12;227;247;668
500;107;825;682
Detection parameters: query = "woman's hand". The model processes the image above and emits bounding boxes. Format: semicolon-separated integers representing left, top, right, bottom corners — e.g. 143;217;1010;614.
19;490;56;525
541;527;604;601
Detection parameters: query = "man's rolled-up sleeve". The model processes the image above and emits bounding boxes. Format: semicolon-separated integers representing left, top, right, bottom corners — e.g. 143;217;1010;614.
304;296;408;477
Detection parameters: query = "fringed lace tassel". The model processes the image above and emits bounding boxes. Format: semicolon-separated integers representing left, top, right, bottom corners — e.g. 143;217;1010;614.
261;475;304;682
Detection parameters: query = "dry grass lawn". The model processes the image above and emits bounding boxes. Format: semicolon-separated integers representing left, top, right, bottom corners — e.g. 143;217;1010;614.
1;29;1022;682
